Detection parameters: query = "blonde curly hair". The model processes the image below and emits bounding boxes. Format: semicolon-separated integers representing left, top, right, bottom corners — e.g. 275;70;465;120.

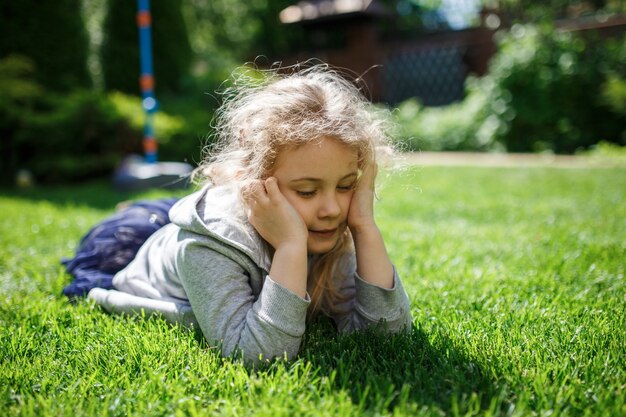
195;63;395;318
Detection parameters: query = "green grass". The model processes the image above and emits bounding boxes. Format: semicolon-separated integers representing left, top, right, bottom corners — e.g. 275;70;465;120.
1;166;624;416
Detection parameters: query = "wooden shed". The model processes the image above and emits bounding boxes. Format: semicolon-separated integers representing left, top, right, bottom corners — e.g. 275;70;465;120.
277;0;498;105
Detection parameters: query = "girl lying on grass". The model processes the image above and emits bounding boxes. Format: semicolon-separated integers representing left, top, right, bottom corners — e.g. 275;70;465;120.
62;64;413;365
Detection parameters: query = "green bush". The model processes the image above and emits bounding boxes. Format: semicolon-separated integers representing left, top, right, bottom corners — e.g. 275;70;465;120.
108;91;206;165
600;74;626;143
108;92;185;146
2;90;207;185
0;54;204;185
2;91;210;185
580;141;626;158
0;0;91;92
487;25;626;153
393;77;503;152
3;90;136;184
0;55;43;105
394;24;626;153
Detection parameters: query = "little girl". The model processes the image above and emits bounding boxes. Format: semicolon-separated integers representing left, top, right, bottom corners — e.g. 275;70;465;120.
67;64;413;364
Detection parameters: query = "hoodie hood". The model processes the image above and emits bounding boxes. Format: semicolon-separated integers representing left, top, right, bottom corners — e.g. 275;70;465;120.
169;184;272;271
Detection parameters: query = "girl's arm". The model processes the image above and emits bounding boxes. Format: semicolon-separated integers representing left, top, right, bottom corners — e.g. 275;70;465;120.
177;241;310;364
332;257;413;334
242;177;309;298
348;163;394;289
337;162;412;333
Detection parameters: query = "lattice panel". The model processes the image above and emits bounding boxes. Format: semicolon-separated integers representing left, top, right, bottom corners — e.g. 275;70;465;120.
384;46;467;106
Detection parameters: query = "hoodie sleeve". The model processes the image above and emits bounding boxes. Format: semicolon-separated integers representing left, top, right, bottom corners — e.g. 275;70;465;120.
176;240;310;364
331;254;413;334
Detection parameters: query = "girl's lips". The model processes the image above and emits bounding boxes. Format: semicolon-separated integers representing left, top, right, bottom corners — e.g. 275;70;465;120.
309;228;337;239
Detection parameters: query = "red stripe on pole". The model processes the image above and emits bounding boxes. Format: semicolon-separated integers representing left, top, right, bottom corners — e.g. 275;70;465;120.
137;11;151;28
143;137;158;153
140;74;154;92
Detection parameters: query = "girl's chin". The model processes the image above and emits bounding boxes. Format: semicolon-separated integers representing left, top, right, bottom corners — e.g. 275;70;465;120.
307;228;346;254
307;240;336;254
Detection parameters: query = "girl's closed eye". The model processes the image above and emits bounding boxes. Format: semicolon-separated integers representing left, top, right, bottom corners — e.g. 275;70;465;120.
337;182;356;192
297;189;317;197
296;183;354;196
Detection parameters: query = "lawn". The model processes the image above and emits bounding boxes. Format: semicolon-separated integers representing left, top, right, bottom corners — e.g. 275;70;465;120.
1;164;624;416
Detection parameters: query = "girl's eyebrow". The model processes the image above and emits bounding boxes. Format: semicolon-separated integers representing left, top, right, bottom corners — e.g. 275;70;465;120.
289;172;358;184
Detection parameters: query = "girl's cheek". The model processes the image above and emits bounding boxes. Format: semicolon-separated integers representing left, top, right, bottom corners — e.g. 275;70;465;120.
343;193;354;209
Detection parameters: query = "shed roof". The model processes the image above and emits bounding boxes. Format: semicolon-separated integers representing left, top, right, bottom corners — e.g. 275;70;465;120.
279;0;391;24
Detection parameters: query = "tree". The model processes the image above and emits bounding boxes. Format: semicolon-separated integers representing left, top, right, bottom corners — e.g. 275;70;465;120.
480;0;626;22
183;0;305;64
0;0;91;92
101;0;192;96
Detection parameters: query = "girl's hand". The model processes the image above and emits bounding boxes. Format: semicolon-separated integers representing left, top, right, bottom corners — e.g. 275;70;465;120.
348;161;378;233
242;177;308;250
348;162;394;289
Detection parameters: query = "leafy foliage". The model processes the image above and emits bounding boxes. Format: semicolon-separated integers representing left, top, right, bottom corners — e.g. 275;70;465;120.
2;89;135;184
482;0;626;22
393;77;497;151
394;24;626;153
0;55;43;105
488;25;625;152
184;0;304;62
0;0;91;92
378;0;459;35
0;53;201;185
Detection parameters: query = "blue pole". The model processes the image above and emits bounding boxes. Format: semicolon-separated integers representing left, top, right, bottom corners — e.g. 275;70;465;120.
137;0;157;163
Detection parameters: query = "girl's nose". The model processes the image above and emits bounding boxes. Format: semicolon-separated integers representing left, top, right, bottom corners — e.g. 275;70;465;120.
318;193;341;218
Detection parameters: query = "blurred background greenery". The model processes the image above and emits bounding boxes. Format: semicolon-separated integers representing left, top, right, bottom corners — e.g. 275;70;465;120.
1;0;625;185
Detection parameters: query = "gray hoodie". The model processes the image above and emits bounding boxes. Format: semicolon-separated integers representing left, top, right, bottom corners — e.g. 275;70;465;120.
88;184;412;364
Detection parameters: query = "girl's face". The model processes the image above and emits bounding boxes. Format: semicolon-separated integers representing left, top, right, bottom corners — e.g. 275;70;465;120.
272;136;359;254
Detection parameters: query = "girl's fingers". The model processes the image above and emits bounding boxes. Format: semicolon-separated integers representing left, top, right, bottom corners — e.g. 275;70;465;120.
242;180;267;203
366;161;378;180
264;177;280;198
242;178;285;210
358;161;378;191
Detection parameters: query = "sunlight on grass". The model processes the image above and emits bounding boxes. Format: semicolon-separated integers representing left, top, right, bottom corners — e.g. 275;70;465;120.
1;167;624;416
